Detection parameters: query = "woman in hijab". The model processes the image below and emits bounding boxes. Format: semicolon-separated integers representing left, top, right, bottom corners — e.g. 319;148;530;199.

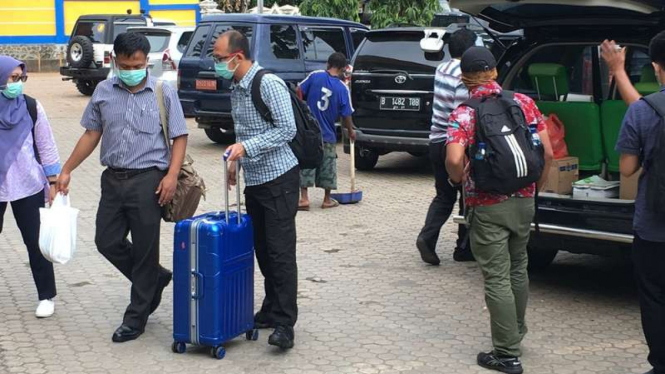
0;55;61;318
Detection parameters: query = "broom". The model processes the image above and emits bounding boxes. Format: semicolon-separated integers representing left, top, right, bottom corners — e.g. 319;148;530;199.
330;139;363;204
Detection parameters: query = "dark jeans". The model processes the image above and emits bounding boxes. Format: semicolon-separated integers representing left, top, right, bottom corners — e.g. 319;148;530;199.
418;141;468;252
633;234;665;374
95;168;165;330
245;167;299;328
0;189;56;301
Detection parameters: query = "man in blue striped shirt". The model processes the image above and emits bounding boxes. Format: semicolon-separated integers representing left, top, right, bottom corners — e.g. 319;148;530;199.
215;30;299;350
57;33;188;343
416;29;477;265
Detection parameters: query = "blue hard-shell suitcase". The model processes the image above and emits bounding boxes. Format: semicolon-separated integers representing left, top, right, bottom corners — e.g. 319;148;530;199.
172;161;257;359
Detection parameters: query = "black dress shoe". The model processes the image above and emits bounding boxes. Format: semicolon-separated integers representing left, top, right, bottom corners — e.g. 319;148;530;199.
150;269;173;315
453;248;476;262
477;351;523;374
268;325;294;350
416;236;440;265
254;311;275;329
112;324;143;343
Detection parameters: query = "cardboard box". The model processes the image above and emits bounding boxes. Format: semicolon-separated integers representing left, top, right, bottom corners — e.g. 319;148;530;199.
542;157;579;195
573;175;620;199
620;169;641;200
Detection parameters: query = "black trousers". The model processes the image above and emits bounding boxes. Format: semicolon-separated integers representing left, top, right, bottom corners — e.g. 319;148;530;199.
95;169;164;329
0;189;56;301
633;234;665;374
245;167;299;328
418;141;468;252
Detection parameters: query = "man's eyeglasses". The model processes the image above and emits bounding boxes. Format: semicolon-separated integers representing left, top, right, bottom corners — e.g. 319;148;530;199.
212;52;239;64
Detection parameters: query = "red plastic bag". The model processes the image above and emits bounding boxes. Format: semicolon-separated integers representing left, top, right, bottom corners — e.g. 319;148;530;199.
546;113;569;159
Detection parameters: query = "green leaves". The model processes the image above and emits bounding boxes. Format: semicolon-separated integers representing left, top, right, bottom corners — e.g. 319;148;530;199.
299;0;360;22
368;0;440;29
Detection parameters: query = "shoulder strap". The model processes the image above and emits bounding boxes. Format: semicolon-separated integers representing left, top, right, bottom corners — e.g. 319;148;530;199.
500;90;515;101
461;97;482;109
156;81;170;151
642;91;665;118
24;94;41;165
251;69;273;123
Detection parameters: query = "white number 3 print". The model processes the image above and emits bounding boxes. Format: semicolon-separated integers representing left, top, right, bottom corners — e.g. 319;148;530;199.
317;87;332;111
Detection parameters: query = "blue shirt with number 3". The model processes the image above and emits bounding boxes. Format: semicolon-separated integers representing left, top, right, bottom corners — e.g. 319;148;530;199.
299;70;354;144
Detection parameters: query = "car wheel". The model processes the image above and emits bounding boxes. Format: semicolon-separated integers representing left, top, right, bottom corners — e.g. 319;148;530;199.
75;80;98;96
354;148;379;171
67;36;95;68
205;128;235;144
527;247;558;271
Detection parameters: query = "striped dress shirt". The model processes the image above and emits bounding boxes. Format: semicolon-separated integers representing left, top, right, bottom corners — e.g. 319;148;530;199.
231;63;298;186
80;74;188;170
430;59;469;143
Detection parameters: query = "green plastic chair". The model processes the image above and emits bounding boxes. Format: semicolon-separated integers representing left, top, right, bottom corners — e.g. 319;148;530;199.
600;100;628;173
528;63;569;101
536;101;604;172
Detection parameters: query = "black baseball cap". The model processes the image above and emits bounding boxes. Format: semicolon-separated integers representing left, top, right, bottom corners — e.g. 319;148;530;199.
460;47;497;73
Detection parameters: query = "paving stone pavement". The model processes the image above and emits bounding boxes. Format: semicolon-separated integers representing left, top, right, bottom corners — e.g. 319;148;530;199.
0;73;652;374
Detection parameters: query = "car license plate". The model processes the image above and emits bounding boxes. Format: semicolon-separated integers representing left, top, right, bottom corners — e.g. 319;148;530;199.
196;79;217;91
379;96;421;111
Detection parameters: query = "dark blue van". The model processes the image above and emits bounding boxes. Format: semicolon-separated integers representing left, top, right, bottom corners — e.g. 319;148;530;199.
178;14;368;143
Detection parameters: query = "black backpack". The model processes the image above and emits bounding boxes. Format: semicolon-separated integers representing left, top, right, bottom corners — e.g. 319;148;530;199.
462;91;545;195
251;70;323;170
640;92;665;217
24;94;41;164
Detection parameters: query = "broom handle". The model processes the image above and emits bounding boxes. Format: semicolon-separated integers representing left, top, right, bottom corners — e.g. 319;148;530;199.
350;139;356;192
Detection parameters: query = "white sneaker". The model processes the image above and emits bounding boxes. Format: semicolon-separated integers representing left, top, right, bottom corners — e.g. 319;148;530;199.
35;299;55;318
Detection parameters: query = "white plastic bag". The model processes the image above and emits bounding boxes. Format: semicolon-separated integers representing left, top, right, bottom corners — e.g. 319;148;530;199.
39;193;79;264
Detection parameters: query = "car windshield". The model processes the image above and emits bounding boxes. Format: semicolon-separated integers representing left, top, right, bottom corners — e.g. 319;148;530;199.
114;20;147;38
136;32;171;53
354;32;447;74
73;21;107;43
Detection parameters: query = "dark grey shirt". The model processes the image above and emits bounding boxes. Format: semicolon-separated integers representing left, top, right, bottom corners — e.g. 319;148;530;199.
81;74;188;170
616;89;665;242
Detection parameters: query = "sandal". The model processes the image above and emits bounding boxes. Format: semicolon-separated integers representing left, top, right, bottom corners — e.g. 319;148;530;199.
321;199;340;209
298;204;310;211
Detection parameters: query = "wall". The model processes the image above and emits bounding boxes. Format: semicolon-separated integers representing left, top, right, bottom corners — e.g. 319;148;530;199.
0;0;200;72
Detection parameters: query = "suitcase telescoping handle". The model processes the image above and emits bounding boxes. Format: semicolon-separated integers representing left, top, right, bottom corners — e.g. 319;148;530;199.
223;151;242;225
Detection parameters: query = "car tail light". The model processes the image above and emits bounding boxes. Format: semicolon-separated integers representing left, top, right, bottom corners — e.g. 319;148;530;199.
104;51;111;65
162;49;177;71
177;68;181;90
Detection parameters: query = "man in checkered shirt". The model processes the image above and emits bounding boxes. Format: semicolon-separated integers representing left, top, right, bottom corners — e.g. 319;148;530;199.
215;30;299;350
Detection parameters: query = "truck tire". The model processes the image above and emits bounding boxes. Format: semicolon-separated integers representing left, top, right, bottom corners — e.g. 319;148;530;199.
527;247;558;270
205;128;235;144
355;148;379;171
76;80;98;96
67;36;95;68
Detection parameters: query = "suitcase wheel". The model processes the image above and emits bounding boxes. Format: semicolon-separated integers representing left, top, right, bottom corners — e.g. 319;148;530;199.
246;329;259;341
171;341;186;354
211;346;226;360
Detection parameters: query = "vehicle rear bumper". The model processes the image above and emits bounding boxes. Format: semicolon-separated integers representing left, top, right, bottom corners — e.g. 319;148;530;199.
60;66;109;80
453;215;633;244
347;128;429;153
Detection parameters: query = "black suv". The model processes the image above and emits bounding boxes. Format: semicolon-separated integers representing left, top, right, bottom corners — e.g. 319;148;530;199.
177;14;368;144
451;0;665;268
349;26;485;170
60;15;174;95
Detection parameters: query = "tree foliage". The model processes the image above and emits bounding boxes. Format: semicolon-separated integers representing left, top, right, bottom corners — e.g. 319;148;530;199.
249;0;299;7
219;0;249;13
368;0;440;29
299;0;360;22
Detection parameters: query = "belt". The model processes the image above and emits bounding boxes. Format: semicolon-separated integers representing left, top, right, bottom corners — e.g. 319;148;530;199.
107;167;159;180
